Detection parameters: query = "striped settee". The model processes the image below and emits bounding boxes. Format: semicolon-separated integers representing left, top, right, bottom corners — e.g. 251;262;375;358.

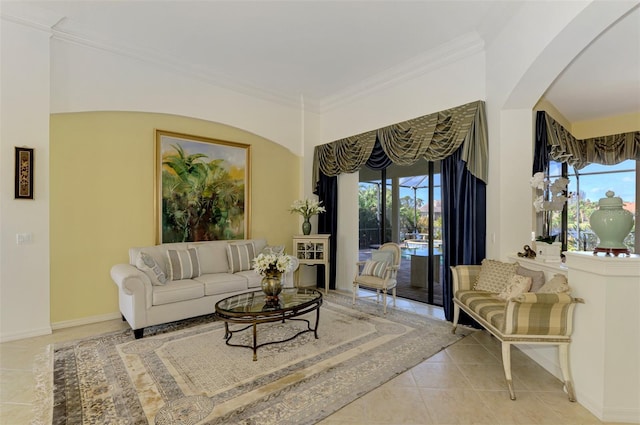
450;264;583;402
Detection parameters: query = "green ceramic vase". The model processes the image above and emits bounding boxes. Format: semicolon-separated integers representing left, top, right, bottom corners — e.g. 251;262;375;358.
589;191;634;249
302;218;312;235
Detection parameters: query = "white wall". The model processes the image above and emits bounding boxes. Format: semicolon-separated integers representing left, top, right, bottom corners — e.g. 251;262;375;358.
0;7;306;341
484;0;638;259
317;52;487;292
50;40;304;157
0;17;53;340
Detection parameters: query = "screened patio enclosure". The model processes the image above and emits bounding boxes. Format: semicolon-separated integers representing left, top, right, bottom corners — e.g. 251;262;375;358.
358;160;444;305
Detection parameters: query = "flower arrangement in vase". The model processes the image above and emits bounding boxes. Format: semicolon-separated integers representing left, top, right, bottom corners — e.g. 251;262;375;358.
253;252;294;300
289;198;326;235
530;172;569;262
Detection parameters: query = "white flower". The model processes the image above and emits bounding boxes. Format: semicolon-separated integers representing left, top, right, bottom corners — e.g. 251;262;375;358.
253;252;293;276
533;195;545;212
531;173;569;212
530;172;546;190
289;198;326;219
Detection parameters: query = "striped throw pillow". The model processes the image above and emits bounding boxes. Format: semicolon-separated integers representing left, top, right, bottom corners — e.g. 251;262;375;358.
227;242;256;273
362;260;388;278
166;248;200;280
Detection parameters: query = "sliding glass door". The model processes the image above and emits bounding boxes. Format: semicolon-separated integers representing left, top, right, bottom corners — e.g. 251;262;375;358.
358;159;443;306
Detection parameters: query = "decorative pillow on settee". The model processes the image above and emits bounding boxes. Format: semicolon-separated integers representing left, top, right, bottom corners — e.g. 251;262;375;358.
497;274;532;300
516;264;546;292
537;273;571;293
473;259;518;293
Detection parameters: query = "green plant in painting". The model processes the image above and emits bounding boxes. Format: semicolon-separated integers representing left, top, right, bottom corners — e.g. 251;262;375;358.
162;144;245;242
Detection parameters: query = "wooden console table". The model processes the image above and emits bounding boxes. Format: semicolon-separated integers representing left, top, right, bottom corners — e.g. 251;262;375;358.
293;234;330;294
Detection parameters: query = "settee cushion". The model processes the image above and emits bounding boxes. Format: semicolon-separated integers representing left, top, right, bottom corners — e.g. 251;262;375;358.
167;248;201;280
152;280;205;306
516;265;546;292
456;289;505;331
194;273;248;296
227;242;256;273
474;259;518;293
190;241;230;274
135;252;167;286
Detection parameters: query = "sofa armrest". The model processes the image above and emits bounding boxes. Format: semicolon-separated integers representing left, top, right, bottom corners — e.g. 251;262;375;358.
110;263;153;309
450;265;481;293
504;293;581;336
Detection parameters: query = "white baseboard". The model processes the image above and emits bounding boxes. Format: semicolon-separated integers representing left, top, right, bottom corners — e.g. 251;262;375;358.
51;312;122;330
602;407;640;424
0;326;52;343
520;345;640;424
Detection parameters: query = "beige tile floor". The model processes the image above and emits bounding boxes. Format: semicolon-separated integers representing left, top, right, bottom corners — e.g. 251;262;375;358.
0;292;628;425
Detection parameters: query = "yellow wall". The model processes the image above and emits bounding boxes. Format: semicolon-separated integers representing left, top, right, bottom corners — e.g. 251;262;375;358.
535;98;640;137
572;112;640;138
50;112;300;324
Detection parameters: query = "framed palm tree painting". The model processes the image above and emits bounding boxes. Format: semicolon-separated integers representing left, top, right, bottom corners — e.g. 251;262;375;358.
155;130;251;243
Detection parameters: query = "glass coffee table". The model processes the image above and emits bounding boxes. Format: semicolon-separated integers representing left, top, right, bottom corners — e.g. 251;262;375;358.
215;288;323;361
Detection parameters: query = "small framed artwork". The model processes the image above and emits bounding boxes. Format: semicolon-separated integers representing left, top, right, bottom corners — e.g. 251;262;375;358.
155;130;251;243
15;147;34;199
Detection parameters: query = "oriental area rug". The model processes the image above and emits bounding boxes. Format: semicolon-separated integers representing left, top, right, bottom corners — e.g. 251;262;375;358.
33;292;470;425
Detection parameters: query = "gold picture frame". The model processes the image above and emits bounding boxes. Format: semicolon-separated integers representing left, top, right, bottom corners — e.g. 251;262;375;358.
155;130;251;243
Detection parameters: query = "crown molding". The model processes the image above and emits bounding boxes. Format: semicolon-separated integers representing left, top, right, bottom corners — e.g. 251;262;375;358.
315;32;485;114
5;5;485;117
0;2;65;32
47;25;303;110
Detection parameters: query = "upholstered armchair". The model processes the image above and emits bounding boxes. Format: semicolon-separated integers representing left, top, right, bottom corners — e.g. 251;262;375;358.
352;242;402;314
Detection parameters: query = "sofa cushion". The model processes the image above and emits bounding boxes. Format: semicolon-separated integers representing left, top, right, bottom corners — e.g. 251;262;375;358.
135;252;167;286
537;273;571;293
473;259;518;293
497;274;532;300
194;273;248;296
456;289;505;331
152;280;204;306
190;241;230;274
516;264;546;292
167;248;201;280
227;242;256;273
235;270;263;288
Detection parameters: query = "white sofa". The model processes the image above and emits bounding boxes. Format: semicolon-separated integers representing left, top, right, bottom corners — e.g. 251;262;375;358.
110;238;297;338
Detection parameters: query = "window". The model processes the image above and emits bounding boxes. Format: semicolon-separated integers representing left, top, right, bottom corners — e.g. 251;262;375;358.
548;159;637;253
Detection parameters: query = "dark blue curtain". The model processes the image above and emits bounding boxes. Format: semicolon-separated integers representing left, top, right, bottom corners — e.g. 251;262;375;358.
315;171;338;290
441;147;486;322
366;138;394;170
533;111;550;175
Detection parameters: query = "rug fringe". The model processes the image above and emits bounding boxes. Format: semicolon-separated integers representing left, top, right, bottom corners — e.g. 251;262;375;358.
31;344;53;425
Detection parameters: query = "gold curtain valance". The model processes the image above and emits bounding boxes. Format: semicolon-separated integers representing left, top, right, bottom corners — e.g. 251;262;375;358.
313;100;488;189
546;113;640;169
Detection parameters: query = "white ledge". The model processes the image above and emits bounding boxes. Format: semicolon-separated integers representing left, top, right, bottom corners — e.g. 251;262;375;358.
564;251;640;277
